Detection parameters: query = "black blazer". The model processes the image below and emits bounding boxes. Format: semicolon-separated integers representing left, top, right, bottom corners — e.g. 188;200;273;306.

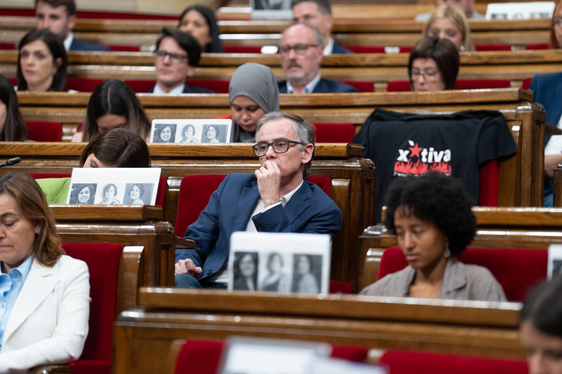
149;84;214;94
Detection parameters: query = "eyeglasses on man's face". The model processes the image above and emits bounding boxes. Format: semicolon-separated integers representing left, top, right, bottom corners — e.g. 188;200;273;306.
279;44;319;56
154;50;188;63
410;69;440;81
252;139;305;157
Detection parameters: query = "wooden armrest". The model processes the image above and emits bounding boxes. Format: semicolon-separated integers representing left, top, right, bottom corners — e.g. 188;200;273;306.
30;364;70;374
176;236;195;249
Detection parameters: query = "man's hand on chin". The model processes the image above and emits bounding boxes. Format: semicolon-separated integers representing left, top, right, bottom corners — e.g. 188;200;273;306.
255;160;281;207
175;259;203;277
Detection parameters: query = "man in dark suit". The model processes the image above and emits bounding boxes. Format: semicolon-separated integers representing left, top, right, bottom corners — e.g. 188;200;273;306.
278;24;358;94
35;0;110;52
150;28;213;94
175;112;342;289
292;0;353;55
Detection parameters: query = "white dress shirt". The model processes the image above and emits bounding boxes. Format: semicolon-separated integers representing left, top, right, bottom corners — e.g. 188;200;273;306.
153;83;186;95
323;37;334;56
286;74;321;94
63;32;74;52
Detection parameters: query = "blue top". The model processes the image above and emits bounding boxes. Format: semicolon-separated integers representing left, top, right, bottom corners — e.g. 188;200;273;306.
0;255;33;352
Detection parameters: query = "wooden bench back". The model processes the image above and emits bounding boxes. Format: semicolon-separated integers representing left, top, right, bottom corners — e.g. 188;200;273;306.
112;288;523;374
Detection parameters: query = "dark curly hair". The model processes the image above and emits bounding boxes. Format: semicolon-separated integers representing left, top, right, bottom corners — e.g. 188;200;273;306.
384;172;476;256
519;275;562;339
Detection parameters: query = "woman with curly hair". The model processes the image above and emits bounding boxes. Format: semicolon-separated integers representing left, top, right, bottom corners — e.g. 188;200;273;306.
361;173;506;301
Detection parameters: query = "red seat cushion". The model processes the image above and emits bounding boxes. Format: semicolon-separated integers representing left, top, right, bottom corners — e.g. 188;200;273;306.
0;42;15;50
109;45;141;52
377;246;547;301
66;78;105;92
525;43;550;50
313;123;356;143
30;173;71;179
475;44;512;51
25;121;63;142
388;80;511;92
522;77;532;90
343;81;374;92
175;340;369;374
155;176;167;207
175;175;332;236
69;360;111;374
62;243;123;361
329;280;352;294
379;350;527;374
222;46;263;53
478;160;498;206
189;80;229;93
124;80;157;93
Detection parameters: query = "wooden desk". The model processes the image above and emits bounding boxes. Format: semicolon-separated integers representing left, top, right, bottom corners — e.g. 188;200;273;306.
113;288;522;374
1;49;560;87
52;205;176;288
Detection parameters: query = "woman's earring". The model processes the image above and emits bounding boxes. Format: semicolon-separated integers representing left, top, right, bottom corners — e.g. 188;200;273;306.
444;241;451;258
460;45;466;52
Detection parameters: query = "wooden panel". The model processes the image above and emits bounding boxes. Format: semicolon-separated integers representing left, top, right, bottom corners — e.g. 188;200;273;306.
113;288;523;374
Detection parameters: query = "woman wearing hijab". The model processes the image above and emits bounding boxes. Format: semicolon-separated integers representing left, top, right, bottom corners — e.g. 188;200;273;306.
228;63;280;143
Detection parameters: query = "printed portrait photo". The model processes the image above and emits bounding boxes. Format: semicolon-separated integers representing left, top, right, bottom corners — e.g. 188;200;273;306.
179;124;200;144
68;183;97;205
201;124;228;143
122;183;154;205
291;254;322;294
153;123;177;143
95;183;123;205
232;252;259;291
258;251;292;293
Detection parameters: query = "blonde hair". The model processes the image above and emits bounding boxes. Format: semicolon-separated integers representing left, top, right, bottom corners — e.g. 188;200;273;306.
423;5;475;52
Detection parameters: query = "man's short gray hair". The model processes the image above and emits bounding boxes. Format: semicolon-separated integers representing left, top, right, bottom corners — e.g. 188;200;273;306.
282;23;324;48
256;112;315;179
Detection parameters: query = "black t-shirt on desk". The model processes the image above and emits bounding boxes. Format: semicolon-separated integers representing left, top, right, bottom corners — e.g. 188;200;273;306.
353;109;517;222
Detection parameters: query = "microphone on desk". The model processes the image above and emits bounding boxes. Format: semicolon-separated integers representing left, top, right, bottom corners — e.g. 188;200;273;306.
0;157;21;168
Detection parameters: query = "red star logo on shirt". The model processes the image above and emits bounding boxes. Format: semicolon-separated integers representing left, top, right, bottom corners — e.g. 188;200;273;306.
409;143;422;158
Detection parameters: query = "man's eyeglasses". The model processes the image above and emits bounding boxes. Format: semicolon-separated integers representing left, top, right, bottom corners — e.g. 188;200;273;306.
154;50;188;63
409;69;439;81
252;139;305;157
279;44;319;56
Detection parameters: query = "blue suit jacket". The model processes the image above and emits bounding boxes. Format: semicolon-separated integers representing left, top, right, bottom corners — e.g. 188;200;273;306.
70;39;110;52
149;84;214;94
332;42;353;54
278;78;358;93
530;72;562;125
176;173;342;280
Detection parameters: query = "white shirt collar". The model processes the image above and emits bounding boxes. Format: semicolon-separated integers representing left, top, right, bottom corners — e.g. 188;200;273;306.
63;31;74;52
323;37;334;56
280;180;303;207
286;74;321;94
153;83;185;95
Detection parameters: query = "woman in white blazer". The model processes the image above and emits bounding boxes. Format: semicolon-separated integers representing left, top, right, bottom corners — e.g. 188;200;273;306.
0;173;90;372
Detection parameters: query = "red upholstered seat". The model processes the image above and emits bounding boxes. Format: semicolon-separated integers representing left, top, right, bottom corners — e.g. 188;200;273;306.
522;77;532;90
124;80;157;93
175;174;331;236
189;80;229;93
174;340;369;374
478;160;498;206
62;242;124;374
25;121;63;142
387;79;511;92
109;45;141;52
30;173;71;179
475;44;512;51
66;78;105;92
376;246;547;301
328;280;353;294
525;43;550;50
313;124;355;143
379;350;527;374
343;81;374;92
223;46;263;53
0;42;15;50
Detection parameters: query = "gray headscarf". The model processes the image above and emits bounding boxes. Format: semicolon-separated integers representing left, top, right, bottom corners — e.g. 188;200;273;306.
229;63;280;113
229;63;280;143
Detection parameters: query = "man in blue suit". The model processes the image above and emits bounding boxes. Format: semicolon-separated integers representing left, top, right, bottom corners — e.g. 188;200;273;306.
150;28;213;94
292;0;353;55
35;0;110;52
278;24;358;94
530;72;562;206
175;112;342;289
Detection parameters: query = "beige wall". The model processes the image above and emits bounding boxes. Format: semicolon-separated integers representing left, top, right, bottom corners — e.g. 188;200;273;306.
1;0;213;15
